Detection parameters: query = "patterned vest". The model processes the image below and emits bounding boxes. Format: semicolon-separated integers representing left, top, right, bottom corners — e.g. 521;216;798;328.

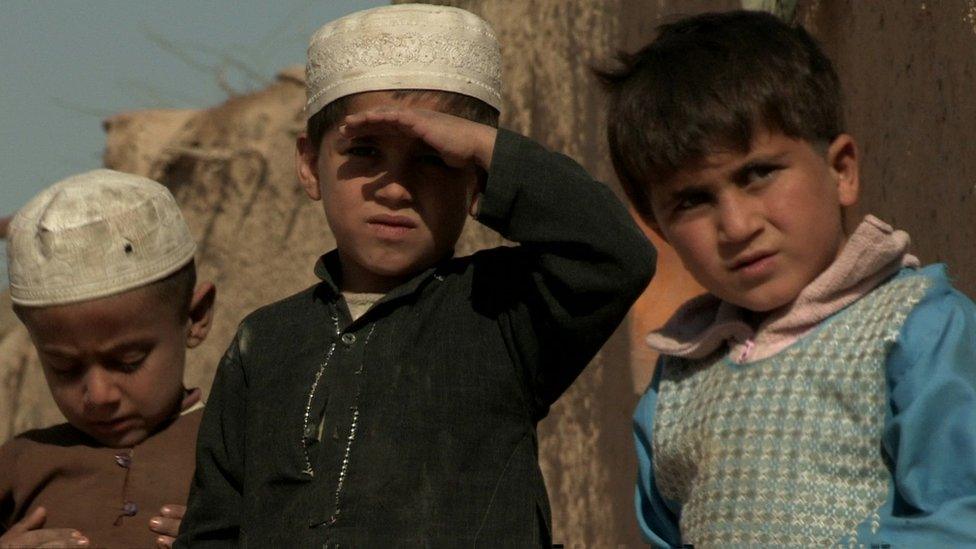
653;275;931;547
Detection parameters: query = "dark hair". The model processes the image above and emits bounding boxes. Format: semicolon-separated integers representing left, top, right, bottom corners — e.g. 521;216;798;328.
597;10;844;222
150;260;197;320
306;90;501;151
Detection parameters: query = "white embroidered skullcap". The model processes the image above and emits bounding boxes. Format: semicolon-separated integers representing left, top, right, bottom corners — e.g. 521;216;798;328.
7;169;196;307
304;3;502;120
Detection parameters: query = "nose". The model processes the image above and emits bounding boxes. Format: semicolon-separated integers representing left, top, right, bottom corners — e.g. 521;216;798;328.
716;191;763;244
371;162;414;207
373;178;412;206
84;367;122;410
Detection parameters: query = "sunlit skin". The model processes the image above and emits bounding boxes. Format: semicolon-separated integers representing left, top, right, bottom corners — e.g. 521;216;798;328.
648;130;860;316
15;281;214;449
296;91;496;293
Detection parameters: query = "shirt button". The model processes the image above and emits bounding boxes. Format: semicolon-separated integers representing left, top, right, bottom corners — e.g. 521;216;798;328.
341;333;356;345
114;451;132;468
122;501;138;516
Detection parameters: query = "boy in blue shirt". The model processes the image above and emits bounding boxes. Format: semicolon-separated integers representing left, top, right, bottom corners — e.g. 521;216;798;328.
599;10;976;546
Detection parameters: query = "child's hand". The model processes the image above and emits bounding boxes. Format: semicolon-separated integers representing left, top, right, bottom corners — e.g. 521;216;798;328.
148;504;185;549
339;108;497;171
0;507;89;547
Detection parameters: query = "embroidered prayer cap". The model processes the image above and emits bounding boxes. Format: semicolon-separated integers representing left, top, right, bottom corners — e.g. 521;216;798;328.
7;169;196;307
304;3;502;120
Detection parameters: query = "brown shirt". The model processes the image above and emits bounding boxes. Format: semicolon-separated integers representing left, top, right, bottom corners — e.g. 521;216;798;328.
0;408;202;549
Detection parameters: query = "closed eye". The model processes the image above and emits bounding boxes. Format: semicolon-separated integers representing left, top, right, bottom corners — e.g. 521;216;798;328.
42;355;83;379
112;357;146;373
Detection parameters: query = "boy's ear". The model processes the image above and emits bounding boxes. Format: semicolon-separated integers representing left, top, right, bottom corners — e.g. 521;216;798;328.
186;281;216;349
826;134;860;207
296;132;322;201
467;171;487;217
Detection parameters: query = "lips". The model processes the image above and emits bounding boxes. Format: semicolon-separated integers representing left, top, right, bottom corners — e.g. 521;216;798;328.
91;416;136;433
730;251;775;271
729;251;777;279
367;213;418;238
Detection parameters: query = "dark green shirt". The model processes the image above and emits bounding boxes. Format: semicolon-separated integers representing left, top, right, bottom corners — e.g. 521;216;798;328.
177;130;655;548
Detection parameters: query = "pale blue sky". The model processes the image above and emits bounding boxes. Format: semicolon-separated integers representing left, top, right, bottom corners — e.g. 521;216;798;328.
0;0;385;285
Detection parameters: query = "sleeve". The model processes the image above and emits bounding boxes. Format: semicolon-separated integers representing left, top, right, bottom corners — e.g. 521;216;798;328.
0;440;18;535
475;129;656;415
175;334;247;548
634;363;682;547
875;276;976;544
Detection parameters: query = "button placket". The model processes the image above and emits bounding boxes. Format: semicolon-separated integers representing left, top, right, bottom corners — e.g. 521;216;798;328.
327;322;376;527
302;308;341;476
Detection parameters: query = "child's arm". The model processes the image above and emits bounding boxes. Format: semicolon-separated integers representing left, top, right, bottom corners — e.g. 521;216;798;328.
634;366;682;548
0;507;89;548
174;336;247;548
870;274;976;543
342;109;655;415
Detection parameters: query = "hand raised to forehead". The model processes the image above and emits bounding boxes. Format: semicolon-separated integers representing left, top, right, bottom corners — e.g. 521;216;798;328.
339;108;497;171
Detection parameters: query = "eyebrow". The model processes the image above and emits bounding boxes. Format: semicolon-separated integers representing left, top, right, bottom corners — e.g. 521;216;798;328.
729;151;789;180
93;339;155;358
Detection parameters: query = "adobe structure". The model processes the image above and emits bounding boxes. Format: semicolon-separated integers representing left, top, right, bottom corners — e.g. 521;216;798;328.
1;1;973;545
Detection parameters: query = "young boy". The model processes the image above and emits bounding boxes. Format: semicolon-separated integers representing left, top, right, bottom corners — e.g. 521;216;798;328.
177;4;654;547
0;170;216;549
600;10;976;546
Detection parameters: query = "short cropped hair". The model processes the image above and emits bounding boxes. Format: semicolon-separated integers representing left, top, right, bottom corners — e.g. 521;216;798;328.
597;10;844;222
307;90;501;152
150;261;197;320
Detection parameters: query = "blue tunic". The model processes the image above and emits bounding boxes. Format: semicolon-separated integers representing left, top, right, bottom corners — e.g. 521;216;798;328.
635;265;976;546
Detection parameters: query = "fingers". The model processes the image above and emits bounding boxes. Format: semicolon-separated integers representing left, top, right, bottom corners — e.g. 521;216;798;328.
337;107;495;170
9;506;47;532
149;505;185;546
339;109;428;139
160;504;186;519
148;516;181;537
155;534;176;549
1;528;88;548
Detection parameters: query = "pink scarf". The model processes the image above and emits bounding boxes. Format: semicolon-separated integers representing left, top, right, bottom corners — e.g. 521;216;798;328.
645;215;919;364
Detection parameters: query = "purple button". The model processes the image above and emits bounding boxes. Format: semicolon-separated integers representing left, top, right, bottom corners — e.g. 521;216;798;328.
114;452;132;468
122;501;137;516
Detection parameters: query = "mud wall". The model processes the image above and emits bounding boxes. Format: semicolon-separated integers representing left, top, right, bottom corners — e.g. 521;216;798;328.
800;1;976;297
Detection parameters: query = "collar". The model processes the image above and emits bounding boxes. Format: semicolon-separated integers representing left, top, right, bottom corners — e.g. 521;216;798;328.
313;249;453;306
180;387;204;416
646;215;920;363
